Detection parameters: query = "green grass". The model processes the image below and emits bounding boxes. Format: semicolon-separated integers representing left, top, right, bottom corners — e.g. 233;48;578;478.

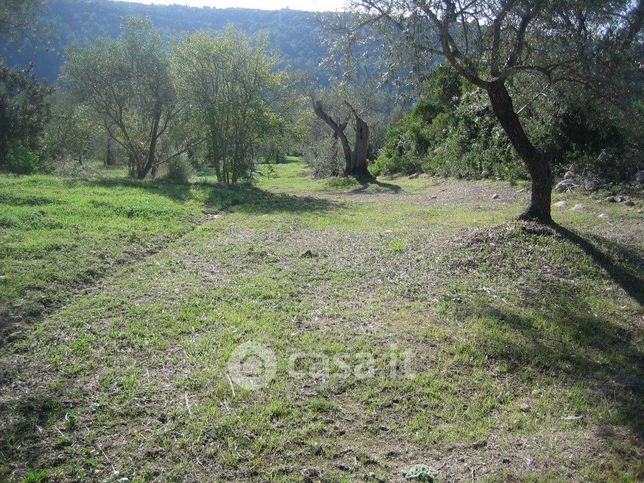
0;159;642;481
0;168;323;329
0;175;210;325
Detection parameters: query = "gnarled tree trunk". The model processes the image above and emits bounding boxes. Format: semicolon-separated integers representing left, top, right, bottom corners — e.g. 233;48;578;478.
351;115;369;176
486;81;553;223
347;102;369;177
313;100;353;174
313;99;371;177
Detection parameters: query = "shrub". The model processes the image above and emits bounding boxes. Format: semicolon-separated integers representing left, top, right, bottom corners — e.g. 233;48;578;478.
375;59;640;186
304;136;345;178
4;144;49;174
164;157;193;184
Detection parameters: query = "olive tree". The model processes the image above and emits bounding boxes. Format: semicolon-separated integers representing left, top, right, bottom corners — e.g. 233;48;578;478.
62;17;195;179
44;93;102;166
172;27;288;184
348;0;643;222
311;91;370;177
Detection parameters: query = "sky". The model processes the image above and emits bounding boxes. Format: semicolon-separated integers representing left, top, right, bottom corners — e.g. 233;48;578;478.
114;0;347;12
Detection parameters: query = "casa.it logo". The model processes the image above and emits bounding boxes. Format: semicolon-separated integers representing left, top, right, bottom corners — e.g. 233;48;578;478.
227;341;277;390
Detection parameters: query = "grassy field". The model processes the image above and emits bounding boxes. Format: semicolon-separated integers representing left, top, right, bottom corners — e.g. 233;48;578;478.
1;158;642;481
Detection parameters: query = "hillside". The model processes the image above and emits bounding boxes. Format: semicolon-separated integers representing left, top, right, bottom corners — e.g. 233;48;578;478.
1;0;329;83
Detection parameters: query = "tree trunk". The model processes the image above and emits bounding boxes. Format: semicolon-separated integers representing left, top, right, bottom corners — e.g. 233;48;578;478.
351;114;369;177
137;115;161;179
486;81;553;223
312;100;353;174
105;137;116;166
127;153;136;177
210;135;222;182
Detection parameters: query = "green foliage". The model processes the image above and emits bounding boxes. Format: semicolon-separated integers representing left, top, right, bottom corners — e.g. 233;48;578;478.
374;59;639;184
522;84;642;182
370;101;452;176
373;64;523;180
164;156;193;184
62;17;191;180
0;62;51;171
21;468;48;483
173;27;289;184
305;133;346;178
0;0;43;40
420;89;521;180
43;94;103;167
4;143;47;175
355;1;643;193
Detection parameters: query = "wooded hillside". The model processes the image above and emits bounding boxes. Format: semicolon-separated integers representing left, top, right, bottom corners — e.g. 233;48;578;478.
1;0;328;83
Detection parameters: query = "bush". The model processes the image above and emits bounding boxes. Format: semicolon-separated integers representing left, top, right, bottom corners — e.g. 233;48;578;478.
375;59;640;186
164;157;193;184
304;136;345;178
52;157;89;177
4;144;49;174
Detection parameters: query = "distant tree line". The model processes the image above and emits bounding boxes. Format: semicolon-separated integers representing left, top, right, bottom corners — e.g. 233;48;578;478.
1;7;301;184
1;0;329;84
60;18;295;183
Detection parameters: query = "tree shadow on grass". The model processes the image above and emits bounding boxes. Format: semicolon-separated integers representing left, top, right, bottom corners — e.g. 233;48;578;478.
551;223;643;306
205;184;340;215
0;391;68;478
458;232;644;439
469;288;643;438
68;177;340;214
63;176;199;203
347;175;403;194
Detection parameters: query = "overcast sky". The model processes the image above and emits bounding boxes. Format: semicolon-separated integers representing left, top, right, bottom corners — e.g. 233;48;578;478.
114;0;347;12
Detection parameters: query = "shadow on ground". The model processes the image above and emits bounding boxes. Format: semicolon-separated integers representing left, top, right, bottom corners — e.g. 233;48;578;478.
552;223;644;305
66;177;339;214
455;225;644;439
208;185;339;214
0;391;69;478
348;176;403;194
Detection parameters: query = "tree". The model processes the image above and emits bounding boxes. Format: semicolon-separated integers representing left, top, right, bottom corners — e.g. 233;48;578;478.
0;0;50;172
314;10;406;178
172;27;288;184
0;62;51;168
312;95;370;177
44;93;101;166
62;17;195;179
349;0;643;223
